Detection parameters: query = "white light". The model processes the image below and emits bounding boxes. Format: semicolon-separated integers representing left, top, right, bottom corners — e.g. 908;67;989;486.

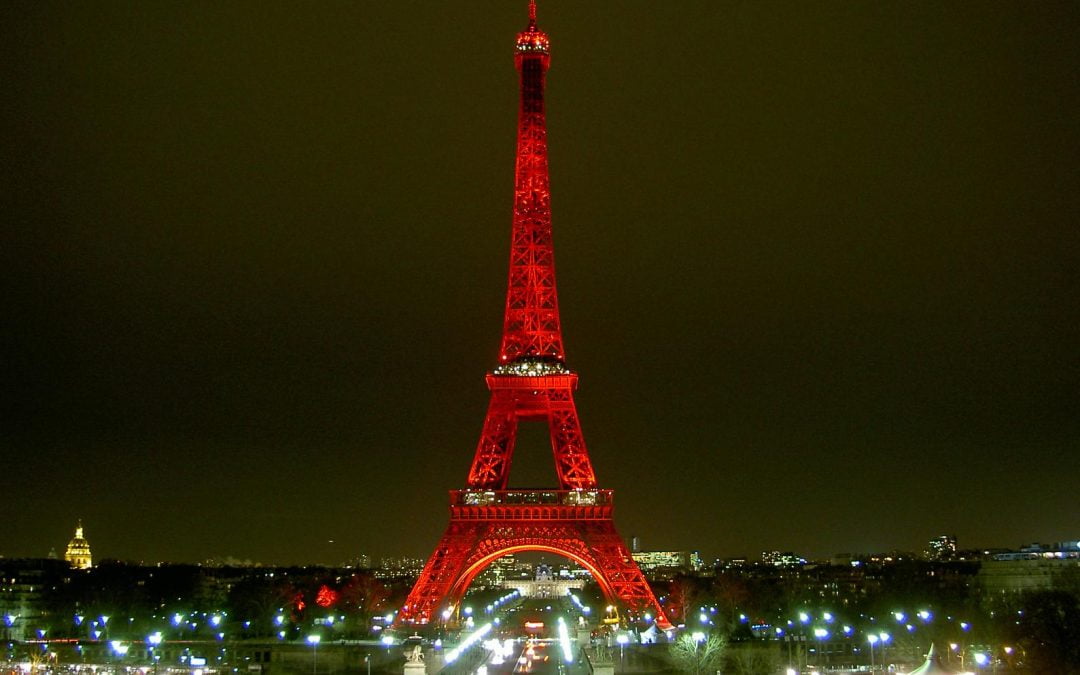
616;634;629;645
380;635;395;646
691;631;706;643
557;618;574;663
814;628;829;639
445;622;492;663
974;653;988;666
307;635;321;646
823;612;833;622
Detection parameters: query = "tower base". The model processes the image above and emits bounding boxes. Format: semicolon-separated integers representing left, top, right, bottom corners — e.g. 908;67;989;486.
397;490;670;629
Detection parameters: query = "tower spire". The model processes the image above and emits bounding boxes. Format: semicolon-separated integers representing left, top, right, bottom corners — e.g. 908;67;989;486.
502;0;557;367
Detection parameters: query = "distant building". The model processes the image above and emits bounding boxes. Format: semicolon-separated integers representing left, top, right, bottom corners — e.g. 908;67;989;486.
926;535;957;561
761;551;807;567
0;558;72;640
632;550;703;579
980;555;1080;595
64;521;93;569
346;554;371;569
375;556;425;580
501;561;584;598
473;554;523;587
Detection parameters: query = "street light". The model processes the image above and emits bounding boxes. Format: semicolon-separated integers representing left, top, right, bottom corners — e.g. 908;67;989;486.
868;634;878;672
306;634;321;675
148;632;163;675
814;628;829;668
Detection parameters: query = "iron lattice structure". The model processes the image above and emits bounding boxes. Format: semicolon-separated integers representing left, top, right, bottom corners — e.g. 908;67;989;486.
398;2;668;629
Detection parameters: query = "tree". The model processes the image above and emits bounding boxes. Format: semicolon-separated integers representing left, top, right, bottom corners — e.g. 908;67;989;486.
667;633;727;674
725;643;781;675
338;572;389;637
1009;590;1080;672
668;574;709;627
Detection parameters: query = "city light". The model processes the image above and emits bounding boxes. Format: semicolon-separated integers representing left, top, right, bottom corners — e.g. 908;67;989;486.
558;618;575;663
445;622;492;663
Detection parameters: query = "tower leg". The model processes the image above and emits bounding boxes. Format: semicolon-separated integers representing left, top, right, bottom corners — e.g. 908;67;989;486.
467;391;519;489
399;522;480;625
547;391;596;489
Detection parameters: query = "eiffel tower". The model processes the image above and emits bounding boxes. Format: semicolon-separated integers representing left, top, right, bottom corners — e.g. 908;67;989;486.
397;2;669;629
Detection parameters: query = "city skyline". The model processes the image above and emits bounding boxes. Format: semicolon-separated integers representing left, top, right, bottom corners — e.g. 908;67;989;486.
3;2;1078;566
22;521;1080;569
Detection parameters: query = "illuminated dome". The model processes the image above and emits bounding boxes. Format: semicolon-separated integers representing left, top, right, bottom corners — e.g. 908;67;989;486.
64;521;93;569
516;0;550;55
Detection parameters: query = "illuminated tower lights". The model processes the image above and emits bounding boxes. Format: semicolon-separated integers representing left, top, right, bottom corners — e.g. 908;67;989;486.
398;2;668;628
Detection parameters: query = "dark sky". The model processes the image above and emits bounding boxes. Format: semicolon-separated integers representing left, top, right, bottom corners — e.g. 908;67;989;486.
2;1;1078;567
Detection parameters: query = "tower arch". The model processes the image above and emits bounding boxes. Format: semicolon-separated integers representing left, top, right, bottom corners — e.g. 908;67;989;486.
447;543;616;607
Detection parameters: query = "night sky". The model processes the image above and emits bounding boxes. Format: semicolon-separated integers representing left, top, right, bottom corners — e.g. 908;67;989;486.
3;1;1078;567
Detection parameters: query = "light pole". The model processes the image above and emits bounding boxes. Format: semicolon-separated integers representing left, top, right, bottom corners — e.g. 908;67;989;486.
814;628;829;669
878;632;890;671
147;632;163;675
306;635;320;675
616;633;628;666
868;634;878;672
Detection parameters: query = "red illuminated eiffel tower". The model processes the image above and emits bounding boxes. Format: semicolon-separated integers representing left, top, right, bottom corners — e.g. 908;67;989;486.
398;2;669;629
